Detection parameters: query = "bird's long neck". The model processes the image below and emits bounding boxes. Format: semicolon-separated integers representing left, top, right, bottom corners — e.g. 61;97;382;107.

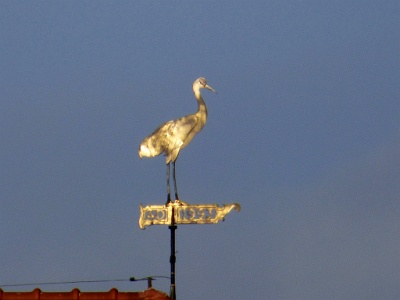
194;89;208;126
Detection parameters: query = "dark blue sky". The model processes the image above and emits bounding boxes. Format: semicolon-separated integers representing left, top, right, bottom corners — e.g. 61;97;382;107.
1;1;399;299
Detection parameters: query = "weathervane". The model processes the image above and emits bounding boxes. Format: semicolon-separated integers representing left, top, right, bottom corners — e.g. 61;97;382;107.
138;77;240;300
139;202;240;229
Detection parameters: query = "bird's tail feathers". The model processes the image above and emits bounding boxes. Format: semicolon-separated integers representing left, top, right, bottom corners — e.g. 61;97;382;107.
138;136;163;158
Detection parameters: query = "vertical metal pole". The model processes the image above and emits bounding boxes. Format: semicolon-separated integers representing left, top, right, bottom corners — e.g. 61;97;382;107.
169;206;177;300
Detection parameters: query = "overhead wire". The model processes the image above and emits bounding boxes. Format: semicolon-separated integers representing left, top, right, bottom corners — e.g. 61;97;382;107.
0;276;170;288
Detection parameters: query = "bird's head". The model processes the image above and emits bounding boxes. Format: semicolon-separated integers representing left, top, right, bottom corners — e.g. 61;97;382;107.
193;77;217;93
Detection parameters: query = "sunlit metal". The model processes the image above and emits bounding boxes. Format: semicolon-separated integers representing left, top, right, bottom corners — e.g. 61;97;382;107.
138;77;216;204
139;202;240;229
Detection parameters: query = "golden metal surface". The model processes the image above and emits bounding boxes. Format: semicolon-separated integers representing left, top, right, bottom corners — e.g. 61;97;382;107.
139;202;240;229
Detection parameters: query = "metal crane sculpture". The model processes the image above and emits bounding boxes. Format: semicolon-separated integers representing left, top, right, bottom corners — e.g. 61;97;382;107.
138;77;216;205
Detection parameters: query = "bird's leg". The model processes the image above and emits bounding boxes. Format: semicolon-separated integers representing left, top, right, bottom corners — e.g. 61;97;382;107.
173;161;179;201
166;163;171;205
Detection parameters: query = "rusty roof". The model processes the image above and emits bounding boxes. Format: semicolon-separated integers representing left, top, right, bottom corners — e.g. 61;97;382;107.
0;288;170;300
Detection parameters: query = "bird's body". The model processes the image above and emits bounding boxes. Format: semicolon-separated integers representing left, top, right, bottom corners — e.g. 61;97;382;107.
139;94;207;164
138;77;216;204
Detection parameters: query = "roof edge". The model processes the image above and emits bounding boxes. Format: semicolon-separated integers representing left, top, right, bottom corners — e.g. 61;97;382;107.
0;287;170;300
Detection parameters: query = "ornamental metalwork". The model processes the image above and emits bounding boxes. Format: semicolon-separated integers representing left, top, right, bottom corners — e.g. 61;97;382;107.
139;202;240;229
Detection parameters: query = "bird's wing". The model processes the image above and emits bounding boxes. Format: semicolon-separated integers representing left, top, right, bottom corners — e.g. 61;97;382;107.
165;114;199;150
139;114;199;163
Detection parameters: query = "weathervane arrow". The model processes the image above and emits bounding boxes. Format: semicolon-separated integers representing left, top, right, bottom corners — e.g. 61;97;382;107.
139;202;240;229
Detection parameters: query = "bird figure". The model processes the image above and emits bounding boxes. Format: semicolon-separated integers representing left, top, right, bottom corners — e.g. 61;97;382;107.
138;77;216;205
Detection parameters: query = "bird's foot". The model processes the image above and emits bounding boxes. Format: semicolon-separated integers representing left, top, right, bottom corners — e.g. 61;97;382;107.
166;196;189;206
174;199;189;206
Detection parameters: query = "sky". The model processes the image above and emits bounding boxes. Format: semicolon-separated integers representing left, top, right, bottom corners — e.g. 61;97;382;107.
0;1;399;299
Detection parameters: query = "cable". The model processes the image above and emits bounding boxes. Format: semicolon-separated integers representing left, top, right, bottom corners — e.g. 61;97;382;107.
130;276;170;281
0;279;128;288
0;276;169;288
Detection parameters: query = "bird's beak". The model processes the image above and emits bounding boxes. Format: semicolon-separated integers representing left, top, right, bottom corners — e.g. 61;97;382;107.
205;84;217;93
